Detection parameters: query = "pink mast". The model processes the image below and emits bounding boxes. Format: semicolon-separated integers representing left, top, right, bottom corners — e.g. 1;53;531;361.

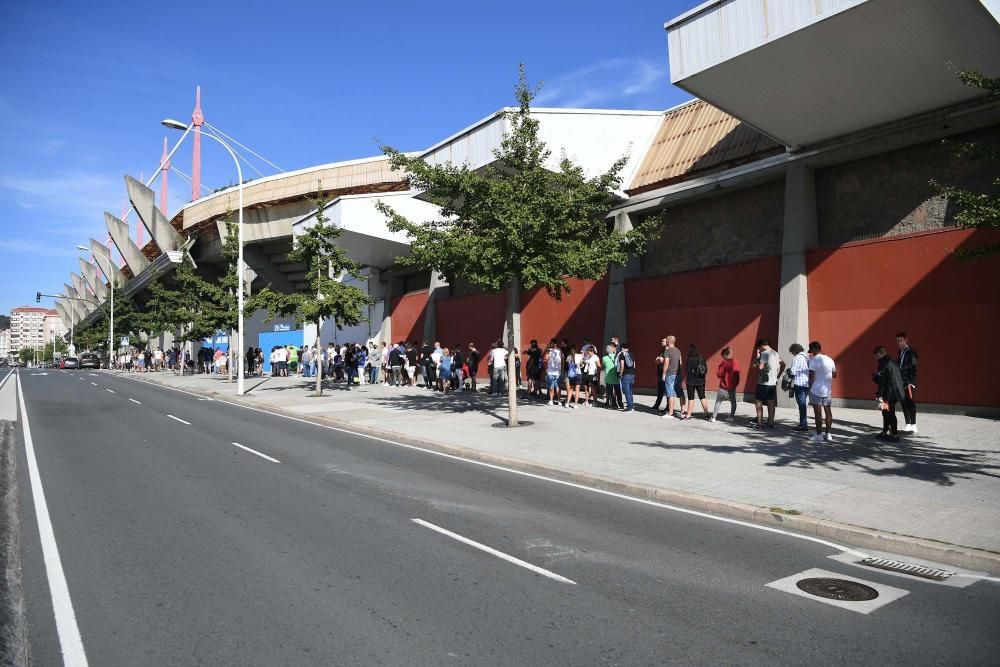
191;85;203;201
159;136;170;216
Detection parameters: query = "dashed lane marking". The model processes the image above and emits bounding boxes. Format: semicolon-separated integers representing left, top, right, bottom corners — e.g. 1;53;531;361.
231;442;280;463
106;389;115;394
413;518;576;584
166;414;191;425
129;399;141;404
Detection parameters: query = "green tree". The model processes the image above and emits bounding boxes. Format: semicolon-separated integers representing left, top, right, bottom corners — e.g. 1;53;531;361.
933;69;1000;259
246;187;372;396
0;314;10;330
18;347;33;365
377;67;656;425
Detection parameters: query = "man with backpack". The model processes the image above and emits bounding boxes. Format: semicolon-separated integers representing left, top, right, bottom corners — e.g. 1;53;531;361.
618;342;637;412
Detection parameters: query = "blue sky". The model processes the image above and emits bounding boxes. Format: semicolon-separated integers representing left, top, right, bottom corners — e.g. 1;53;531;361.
0;0;697;315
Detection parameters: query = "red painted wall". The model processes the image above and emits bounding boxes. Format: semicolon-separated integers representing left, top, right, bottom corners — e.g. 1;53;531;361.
434;292;506;377
430;278;609;377
389;290;428;344
807;228;1000;406
625;257;782;390
520;277;608;353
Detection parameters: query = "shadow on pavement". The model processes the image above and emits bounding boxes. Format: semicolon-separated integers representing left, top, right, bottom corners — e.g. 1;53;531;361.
631;427;1000;486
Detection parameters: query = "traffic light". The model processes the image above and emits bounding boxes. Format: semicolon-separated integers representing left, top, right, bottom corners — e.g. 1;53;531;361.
36;292;41;303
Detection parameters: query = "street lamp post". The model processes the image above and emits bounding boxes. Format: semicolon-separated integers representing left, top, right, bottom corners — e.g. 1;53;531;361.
162;119;245;396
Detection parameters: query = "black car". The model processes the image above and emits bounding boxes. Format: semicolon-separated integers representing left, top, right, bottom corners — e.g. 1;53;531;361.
79;353;101;370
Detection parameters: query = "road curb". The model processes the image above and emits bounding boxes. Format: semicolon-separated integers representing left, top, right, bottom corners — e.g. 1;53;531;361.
123;372;1000;576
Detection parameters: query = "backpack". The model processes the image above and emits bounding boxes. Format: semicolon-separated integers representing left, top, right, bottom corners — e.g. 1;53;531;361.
623;351;635;369
694;357;706;377
567;357;579;378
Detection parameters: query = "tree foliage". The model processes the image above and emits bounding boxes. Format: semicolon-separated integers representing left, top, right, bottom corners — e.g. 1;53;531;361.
245;187;372;330
933;69;1000;259
378;66;656;298
377;66;656;424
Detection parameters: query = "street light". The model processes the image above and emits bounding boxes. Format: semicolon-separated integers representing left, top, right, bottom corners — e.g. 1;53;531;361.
162;118;246;396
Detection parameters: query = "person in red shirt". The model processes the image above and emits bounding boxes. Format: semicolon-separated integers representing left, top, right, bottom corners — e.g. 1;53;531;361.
710;346;741;422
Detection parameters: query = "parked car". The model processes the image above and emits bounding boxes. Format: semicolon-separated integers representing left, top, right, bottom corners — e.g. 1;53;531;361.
79;353;100;369
61;357;79;369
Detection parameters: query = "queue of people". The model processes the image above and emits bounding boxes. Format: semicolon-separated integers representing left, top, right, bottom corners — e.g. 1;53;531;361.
241;330;921;442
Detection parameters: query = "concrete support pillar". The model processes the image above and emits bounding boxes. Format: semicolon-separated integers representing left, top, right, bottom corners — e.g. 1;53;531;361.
776;164;818;407
603;211;642;345
422;272;448;344
367;267;393;344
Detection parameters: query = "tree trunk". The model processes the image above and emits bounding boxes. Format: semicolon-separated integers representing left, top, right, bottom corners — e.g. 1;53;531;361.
505;277;520;426
315;316;323;397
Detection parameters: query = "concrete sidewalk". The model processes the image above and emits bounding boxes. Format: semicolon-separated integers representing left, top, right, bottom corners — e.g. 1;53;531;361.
113;370;1000;572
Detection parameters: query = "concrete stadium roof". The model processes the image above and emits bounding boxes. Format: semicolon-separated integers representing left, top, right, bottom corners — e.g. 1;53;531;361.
666;0;1000;148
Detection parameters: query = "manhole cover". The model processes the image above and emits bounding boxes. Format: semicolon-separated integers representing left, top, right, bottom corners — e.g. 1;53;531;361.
795;577;879;601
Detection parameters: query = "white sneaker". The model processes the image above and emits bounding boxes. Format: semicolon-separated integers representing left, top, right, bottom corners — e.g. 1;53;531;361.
660;412;672;419
909;425;918;434
548;400;554;406
900;424;912;432
809;434;824;442
709;417;717;423
824;433;834;442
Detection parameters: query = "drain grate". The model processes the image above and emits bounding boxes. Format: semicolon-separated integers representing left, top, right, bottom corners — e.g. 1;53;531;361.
857;557;955;581
796;577;879;601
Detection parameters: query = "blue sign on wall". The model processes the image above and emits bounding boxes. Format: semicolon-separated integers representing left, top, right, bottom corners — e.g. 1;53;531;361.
259;329;305;373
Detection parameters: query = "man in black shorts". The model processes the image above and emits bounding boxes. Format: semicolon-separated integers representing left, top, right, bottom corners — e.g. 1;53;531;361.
467;343;481;391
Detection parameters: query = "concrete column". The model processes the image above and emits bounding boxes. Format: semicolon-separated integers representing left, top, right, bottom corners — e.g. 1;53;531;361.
368;267;392;344
422;272;448;344
776;164;818;407
603;211;642;345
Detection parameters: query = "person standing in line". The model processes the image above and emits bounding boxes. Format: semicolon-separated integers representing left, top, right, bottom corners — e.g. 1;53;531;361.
752;339;784;429
563;345;582;408
490;341;508;395
438;347;453;394
544;341;562;406
467;343;481;392
581;346;601;406
431;341;444;390
788;343;811;431
525;340;542;399
301;346;312;378
659;336;682;420
710;346;741;422
681;344;710;420
896;332;919;433
873;346;906;442
807;341;837;442
652;337;668;412
617;342;637;412
601;344;622;410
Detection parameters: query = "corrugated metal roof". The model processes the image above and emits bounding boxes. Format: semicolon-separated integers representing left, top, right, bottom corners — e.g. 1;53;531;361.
627;99;782;195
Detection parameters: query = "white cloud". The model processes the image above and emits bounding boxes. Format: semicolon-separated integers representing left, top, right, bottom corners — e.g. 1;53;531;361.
0;238;82;258
534;58;667;109
0;171;123;235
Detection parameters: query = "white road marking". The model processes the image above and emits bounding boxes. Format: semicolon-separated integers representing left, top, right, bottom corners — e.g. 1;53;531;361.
105;389;115;394
197;398;212;401
16;373;90;664
413;518;576;585
89;382;97;386
129;399;141;404
231;442;280;463
116;374;999;579
166;415;191;425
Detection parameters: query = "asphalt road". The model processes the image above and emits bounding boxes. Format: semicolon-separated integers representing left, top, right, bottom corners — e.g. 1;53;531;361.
12;369;1000;665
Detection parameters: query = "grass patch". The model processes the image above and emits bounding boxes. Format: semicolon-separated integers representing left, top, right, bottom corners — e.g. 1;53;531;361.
769;506;802;516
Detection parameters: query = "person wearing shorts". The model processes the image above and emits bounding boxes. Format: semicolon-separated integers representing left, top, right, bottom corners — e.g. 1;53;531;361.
807;341;837;442
681;344;709;419
753;339;783;428
660;335;682;419
563;346;582;408
544;342;562;406
581;347;600;406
